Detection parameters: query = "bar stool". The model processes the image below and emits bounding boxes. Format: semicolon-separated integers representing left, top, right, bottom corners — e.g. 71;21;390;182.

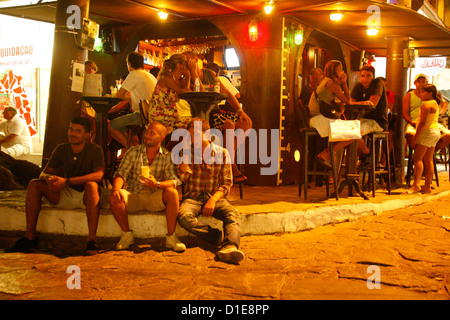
299;127;339;200
405;145;439;187
110;100;150;178
360;131;391;197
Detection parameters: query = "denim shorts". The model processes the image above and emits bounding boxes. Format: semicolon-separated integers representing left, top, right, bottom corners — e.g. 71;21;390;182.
110;112;142;132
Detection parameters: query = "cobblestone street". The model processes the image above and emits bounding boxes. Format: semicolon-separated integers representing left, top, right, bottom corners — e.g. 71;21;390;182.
1;192;449;301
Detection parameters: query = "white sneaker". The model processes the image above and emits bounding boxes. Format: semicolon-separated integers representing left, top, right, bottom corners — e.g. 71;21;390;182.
165;234;186;252
116;231;134;250
217;245;244;264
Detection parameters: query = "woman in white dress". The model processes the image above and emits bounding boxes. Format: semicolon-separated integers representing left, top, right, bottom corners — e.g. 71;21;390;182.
308;60;355;167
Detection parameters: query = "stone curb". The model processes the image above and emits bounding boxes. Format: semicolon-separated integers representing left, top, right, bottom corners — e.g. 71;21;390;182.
2;189;449;238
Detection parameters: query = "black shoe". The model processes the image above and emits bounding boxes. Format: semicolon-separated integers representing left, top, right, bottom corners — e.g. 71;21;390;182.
85;240;99;256
5;237;38;253
204;228;222;246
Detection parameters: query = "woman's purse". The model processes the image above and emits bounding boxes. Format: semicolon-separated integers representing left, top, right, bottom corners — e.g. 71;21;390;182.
314;80;340;119
329;115;362;142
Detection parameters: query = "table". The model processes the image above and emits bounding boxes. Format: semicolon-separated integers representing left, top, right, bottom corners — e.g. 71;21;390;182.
81;96;121;165
333;104;375;200
178;92;228;122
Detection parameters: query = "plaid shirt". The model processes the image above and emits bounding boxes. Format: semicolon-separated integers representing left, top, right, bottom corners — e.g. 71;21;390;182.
115;144;181;194
177;143;233;199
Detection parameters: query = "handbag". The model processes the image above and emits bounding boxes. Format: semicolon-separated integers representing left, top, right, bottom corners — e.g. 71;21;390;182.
314;80;340;119
329;118;362;142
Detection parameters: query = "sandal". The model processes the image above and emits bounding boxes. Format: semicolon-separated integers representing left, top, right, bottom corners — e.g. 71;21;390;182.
316;155;332;168
233;173;247;183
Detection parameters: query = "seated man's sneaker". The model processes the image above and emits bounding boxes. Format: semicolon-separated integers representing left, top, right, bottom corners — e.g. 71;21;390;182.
5;237;38;253
165;234;186;252
116;231;134;250
216;245;244;264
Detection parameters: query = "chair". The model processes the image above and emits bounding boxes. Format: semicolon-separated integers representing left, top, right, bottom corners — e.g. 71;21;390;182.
299;127;340;200
405;145;439;187
110;100;151;177
360;131;391;197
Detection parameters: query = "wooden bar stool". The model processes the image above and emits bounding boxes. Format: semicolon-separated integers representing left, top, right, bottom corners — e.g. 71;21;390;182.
360;131;391;197
299;128;339;200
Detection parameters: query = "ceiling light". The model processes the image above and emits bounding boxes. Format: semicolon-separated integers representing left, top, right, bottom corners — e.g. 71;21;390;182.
158;10;168;20
330;12;343;21
366;28;379;36
264;1;274;14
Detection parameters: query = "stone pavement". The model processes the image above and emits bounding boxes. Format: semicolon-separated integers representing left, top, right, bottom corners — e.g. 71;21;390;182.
0;188;449;301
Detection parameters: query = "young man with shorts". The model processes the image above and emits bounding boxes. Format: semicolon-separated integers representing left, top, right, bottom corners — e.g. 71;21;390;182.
110;121;185;252
6;117;105;255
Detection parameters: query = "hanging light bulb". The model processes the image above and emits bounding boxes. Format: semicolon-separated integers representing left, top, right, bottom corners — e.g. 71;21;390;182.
158;10;168;20
249;19;258;41
330;12;343;21
264;1;274;14
366;28;378;36
294;25;304;45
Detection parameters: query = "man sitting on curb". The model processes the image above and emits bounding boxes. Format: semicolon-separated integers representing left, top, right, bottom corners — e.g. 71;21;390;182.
110;121;185;252
6;117;104;255
176;118;244;264
0;107;33;157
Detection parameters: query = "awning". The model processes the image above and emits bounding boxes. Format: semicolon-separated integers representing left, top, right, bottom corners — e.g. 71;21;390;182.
1;0;449;56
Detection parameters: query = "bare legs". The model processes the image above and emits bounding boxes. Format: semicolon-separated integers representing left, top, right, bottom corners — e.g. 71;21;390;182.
24;179;100;242
110;187;179;236
409;144;435;194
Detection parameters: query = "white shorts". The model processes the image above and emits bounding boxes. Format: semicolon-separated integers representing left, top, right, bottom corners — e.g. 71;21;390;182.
52;187;86;210
1;144;31;157
417;127;440;148
119;189;166;213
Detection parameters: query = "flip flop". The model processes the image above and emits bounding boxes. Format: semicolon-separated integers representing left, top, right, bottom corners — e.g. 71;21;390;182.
233;174;247;183
316;155;332;168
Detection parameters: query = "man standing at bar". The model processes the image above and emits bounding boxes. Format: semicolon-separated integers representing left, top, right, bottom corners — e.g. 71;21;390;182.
110;121;185;252
6;117;104;255
351;65;388;155
109;51;157;148
176;118;244;264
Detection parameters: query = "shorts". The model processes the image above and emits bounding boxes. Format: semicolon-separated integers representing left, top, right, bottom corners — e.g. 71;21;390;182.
53;187;86;210
406;122;450;139
110;112;142;132
1;144;31;157
360;119;383;136
417;127;440;148
119;189;166;213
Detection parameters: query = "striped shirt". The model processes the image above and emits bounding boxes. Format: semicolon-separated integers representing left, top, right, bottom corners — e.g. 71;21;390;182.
177;142;233;199
115;144;181;194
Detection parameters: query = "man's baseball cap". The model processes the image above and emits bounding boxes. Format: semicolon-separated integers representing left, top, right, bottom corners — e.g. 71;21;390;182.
414;73;428;82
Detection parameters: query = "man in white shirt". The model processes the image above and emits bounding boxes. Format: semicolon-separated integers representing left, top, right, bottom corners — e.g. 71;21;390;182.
0;107;33;157
109;51;157;148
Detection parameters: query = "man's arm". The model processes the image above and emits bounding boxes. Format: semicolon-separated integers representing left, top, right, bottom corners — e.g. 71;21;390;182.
116;87;130;102
67;167;104;186
402;92;414;126
0;133;18;145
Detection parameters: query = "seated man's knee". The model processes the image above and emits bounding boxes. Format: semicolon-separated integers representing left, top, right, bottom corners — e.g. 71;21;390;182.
84;181;98;192
27;178;47;191
163;187;179;203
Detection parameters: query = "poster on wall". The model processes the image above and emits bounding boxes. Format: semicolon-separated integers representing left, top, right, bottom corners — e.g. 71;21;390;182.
0;14;54;138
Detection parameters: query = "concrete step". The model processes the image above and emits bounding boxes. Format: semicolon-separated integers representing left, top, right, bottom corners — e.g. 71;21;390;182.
2;186;450;239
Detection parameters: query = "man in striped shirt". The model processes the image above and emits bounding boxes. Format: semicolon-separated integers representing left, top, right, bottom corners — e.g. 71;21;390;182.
177;118;244;264
110;121;185;252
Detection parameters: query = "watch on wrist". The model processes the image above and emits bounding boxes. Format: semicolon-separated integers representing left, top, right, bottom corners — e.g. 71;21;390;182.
156;181;160;188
